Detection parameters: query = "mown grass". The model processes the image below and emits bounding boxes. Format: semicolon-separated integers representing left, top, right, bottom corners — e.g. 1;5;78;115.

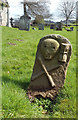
2;26;76;118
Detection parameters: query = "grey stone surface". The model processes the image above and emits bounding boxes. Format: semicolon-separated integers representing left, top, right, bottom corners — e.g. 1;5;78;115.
50;24;55;29
38;23;44;30
19;15;31;31
55;22;62;30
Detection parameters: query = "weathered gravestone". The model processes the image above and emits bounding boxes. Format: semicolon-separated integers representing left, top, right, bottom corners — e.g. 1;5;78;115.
38;23;44;30
19;15;31;31
50;24;55;29
55;22;62;30
70;27;74;31
65;27;74;31
27;34;72;101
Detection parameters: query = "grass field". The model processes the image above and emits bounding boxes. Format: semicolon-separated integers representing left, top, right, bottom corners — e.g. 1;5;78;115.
1;26;76;118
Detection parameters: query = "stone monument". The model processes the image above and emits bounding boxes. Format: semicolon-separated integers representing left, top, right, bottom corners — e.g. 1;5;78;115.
19;15;31;31
50;24;55;29
38;23;44;30
55;22;62;30
27;34;72;101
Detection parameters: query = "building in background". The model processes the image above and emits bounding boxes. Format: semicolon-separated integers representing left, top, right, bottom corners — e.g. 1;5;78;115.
76;1;78;24
0;0;9;26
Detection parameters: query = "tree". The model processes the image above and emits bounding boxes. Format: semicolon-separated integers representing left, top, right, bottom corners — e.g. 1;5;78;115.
58;0;76;26
21;0;52;19
33;15;45;24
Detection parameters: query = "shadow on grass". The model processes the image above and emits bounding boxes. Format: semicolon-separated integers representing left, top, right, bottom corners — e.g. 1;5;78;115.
2;76;30;90
2;75;72;116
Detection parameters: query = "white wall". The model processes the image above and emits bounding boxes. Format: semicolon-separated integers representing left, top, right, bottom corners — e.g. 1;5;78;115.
0;6;8;26
76;1;78;24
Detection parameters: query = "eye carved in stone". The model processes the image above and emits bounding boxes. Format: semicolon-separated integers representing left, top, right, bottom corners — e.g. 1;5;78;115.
53;46;55;49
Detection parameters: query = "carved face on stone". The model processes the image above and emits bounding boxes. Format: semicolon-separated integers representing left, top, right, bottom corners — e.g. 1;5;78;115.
40;39;60;60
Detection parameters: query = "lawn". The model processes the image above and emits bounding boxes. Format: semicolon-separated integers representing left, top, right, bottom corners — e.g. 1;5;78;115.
1;26;76;118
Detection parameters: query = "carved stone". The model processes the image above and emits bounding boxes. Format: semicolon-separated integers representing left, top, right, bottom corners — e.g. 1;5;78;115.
27;34;72;101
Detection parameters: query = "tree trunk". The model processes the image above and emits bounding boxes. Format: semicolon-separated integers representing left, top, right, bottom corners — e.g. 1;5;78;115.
24;3;27;16
66;19;68;27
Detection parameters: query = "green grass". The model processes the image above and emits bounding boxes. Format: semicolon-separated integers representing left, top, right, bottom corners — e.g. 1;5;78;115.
2;26;76;118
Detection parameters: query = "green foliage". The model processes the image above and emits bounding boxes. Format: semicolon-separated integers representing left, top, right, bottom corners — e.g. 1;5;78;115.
34;87;76;118
34;15;45;24
1;26;76;118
